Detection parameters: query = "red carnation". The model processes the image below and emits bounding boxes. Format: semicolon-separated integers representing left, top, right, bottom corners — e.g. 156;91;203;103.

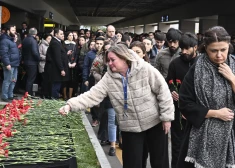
176;79;181;84
24;92;29;98
169;79;173;85
94;62;99;67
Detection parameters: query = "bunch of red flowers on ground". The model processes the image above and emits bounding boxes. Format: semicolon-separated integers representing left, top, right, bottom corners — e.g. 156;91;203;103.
0;92;38;157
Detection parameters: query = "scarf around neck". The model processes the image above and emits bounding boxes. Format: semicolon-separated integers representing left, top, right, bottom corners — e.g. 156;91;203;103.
185;54;235;168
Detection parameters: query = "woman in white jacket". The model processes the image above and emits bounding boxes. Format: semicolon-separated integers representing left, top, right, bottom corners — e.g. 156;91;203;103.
59;44;174;168
38;33;52;98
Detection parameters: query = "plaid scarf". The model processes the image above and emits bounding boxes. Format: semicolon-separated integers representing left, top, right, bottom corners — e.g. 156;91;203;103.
185;54;235;168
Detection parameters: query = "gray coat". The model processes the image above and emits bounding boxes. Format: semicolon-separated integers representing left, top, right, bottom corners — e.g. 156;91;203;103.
155;47;181;79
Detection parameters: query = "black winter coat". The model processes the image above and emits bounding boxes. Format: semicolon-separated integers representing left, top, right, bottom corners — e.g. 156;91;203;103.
176;64;209;168
45;37;69;82
22;35;40;65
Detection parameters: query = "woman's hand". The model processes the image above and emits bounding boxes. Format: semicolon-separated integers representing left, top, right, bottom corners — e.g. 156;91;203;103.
67;50;73;55
162;121;171;134
215;108;234;121
218;63;235;83
59;104;71;115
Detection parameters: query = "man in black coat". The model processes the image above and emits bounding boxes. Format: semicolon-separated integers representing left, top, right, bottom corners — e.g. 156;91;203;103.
45;28;68;99
22;27;40;95
19;22;28;41
166;32;199;168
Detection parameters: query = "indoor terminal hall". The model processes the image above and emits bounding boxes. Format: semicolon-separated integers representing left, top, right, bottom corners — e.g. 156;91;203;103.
0;0;235;168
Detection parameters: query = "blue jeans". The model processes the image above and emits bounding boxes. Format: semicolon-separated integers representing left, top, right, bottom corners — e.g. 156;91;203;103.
2;66;18;99
107;108;117;142
52;82;61;99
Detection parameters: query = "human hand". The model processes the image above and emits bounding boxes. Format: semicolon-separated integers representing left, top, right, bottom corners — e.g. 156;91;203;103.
61;70;65;76
171;91;179;101
59;104;71;115
84;81;89;86
71;63;76;68
6;65;11;70
216;108;234;121
218;63;235;83
162;121;171;134
67;50;73;55
182;115;186;120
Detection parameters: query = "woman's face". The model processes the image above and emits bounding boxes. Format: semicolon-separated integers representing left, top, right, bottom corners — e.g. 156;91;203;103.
89;41;96;50
205;41;229;65
79;37;86;46
46;36;52;44
107;52;128;73
131;46;145;59
104;44;111;52
143;39;152;52
67;33;73;41
116;33;122;40
73;32;78;40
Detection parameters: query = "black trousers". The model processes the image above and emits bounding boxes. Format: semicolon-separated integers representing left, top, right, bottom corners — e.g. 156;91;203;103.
97;101;108;141
25;65;38;95
171;108;186;168
122;123;169;168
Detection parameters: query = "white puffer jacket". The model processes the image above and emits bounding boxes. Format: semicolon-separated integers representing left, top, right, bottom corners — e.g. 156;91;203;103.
67;50;174;132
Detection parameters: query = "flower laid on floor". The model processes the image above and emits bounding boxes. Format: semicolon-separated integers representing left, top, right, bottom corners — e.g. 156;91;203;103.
0;92;33;157
0;93;98;168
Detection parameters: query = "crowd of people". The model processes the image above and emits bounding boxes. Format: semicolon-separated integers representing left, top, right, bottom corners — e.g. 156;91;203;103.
1;21;235;168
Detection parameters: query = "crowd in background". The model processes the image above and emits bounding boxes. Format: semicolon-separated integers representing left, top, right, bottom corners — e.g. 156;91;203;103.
1;21;235;168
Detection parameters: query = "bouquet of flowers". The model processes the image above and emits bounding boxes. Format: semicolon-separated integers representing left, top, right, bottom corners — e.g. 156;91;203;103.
168;79;184;129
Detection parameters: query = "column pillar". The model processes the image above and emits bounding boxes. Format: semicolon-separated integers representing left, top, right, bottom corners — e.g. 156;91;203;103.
218;14;235;34
158;22;170;33
134;25;143;34
128;26;134;33
199;19;217;33
144;24;154;33
179;20;196;33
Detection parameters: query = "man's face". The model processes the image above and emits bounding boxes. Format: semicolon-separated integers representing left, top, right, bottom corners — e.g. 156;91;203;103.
155;40;165;49
55;30;64;41
9;27;16;37
180;47;197;61
167;40;179;54
22;24;27;30
107;26;115;38
85;31;90;38
149;33;154;39
95;40;104;51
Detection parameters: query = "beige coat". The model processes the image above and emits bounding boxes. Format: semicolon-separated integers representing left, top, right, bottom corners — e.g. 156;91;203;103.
67;50;174;132
38;39;49;73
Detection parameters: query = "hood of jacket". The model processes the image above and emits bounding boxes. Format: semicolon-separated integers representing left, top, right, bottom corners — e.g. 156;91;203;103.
64;40;76;45
0;33;14;41
41;39;49;46
107;49;145;79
